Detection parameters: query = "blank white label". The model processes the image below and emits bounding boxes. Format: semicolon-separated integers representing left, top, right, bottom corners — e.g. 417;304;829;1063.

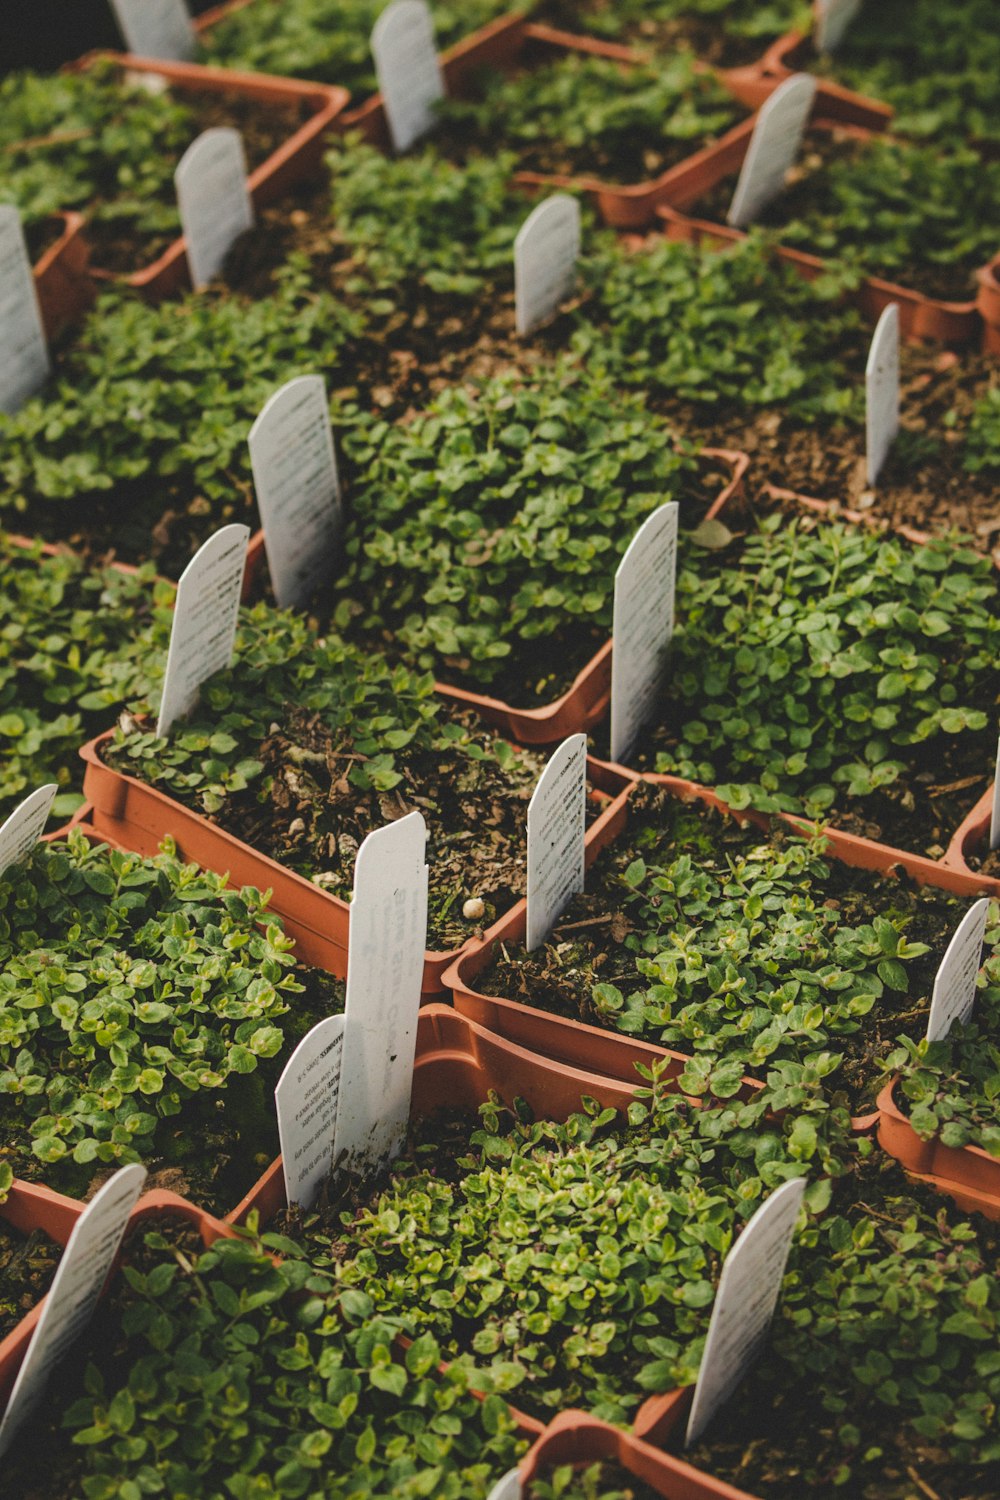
727;73;818;228
990;734;999;852
515;194;581;338
175;128;254;290
526;734;587;952
109;0;195;60
685;1177;806;1446
0;1163;146;1458
334;812;429;1178
926;900;990;1043
157;523;249;736
0;206;51;416
249;376;342;609
371;0;444;152
487;1473;523;1500
0;784;58;881
815;0;862;52
610;502;679;765
276;1016;346;1213
865;302;899;487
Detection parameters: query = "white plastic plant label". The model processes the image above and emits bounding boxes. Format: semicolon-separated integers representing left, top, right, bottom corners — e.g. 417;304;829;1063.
334;812;429;1178
865;302;900;487
487;1472;523;1500
157;523;249;736
0;785;58;881
109;0;195;60
926;900;990;1043
685;1176;806;1446
727;73;818;228
276;1016;346;1212
371;0;444;152
610;501;679;765
0;1163;146;1458
515;194;581;338
526;734;588;952
990;734;1000;852
0;206;51;416
248;376;342;609
815;0;863;53
175;128;254;289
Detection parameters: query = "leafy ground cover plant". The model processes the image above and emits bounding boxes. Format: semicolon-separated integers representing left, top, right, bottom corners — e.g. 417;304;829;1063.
883;906;1000;1159
809;0;1000;151
286;1078;844;1425
332;362;726;703
0;536;172;814
2;1221;530;1499
528;1465;660;1500
0;265;364;577
103;607;556;949
199;0;514;94
685;1152;1000;1498
0;61;302;272
538;0;809;69
479;784;980;1114
0;829;342;1210
720;134;1000;302
632;513;999;853
434;49;745;182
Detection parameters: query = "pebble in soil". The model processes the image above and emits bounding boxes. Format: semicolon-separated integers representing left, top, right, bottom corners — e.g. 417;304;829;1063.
476;783;997;1116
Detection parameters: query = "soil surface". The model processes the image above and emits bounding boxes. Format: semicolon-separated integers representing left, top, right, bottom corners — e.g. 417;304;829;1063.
0;965;343;1217
0;1221;61;1343
476;783;966;1114
24;215;65;264
966;845;1000;878
85;86;307;274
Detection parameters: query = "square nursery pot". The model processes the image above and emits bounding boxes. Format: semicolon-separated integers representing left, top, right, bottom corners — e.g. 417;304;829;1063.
0;1178;229;1411
977;254;1000;355
79;728;633;996
221;1003;682;1436
31;212;94;342
434;447;748;749
753;27;894;131
64;52;350;300
653;117;986;345
515;1404;759;1500
875;1076;1000;1222
444;762;889;1133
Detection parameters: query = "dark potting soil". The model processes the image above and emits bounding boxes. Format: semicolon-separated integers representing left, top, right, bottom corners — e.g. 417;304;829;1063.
688;132;989;302
966;845;1000;878
475;783;965;1114
0;1220;61;1344
84;87;307;274
24;214;64;264
735;349;1000;558
537;0;799;70
0;965;344;1218
111;704;573;952
430;39;746;185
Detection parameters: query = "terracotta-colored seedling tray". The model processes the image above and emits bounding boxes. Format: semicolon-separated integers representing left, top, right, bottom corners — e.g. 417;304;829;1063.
941;785;999;891
977;255;1000;355
755;27;894;130
876;1076;1000;1222
32;212;94;342
653;118;986;344
64;52;349;300
79;728;633;995
0;1178;229;1410
434;448;748;748
516;1404;759;1500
